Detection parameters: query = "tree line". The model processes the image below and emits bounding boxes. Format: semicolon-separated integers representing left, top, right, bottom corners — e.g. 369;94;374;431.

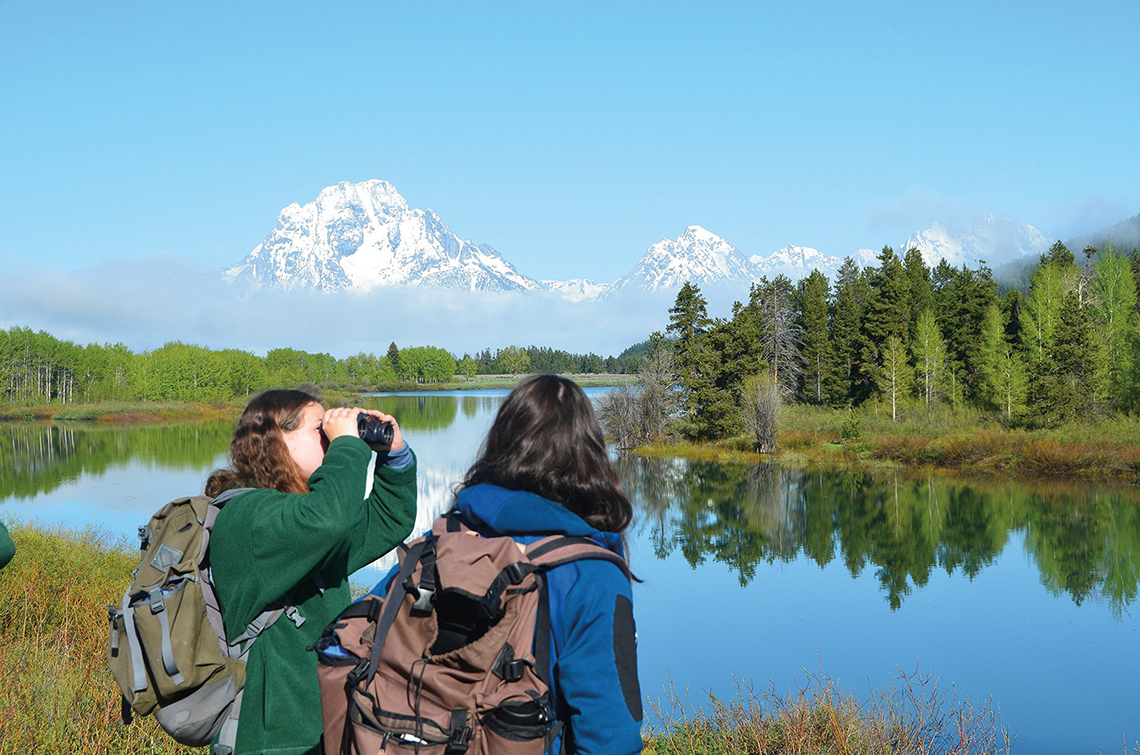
662;240;1140;438
0;332;640;406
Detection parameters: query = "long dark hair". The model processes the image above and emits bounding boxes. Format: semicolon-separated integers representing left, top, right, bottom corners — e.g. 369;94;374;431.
458;374;632;533
205;388;320;497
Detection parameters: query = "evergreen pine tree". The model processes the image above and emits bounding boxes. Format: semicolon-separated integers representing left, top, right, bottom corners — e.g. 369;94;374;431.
903;248;933;341
945;265;998;401
860;247;910;401
1130;248;1140;316
977;303;1006;410
1044;240;1076;268
1002;289;1023;349
797;270;831;403
828;258;865;405
1031;290;1109;425
667;281;710;408
387;342;401;374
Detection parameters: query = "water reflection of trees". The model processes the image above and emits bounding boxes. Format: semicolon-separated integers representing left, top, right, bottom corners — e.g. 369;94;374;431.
617;457;1140;615
364;396;460;432
0;422;233;499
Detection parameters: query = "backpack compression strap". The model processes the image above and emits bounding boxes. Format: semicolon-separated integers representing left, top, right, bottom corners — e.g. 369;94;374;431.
525;536;633;582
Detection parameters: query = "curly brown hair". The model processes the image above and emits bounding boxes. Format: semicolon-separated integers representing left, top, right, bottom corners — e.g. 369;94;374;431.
457;374;632;534
205;389;320;497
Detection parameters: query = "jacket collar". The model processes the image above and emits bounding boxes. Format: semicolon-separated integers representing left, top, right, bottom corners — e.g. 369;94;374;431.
455;484;623;553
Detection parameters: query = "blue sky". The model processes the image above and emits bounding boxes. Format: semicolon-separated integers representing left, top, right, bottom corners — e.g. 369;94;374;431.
0;1;1138;352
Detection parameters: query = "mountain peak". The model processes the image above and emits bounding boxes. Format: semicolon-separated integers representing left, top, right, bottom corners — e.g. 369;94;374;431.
901;215;1049;269
226;179;540;293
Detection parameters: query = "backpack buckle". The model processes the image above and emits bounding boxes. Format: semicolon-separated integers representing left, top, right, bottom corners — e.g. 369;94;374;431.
446;709;471;754
410;586;435;617
503;562;527;585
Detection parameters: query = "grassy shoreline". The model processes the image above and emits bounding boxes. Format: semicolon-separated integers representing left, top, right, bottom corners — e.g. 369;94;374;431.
0;374;639;424
0;523;1024;754
638;405;1140;485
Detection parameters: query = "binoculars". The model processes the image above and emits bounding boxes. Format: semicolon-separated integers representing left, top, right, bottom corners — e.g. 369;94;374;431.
357;413;395;446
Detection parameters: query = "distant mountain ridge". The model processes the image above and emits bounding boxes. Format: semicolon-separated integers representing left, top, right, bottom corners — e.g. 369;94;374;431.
225;180;542;293
226;179;1122;299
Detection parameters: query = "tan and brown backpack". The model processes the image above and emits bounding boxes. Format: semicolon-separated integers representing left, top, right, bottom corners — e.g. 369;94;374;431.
313;512;631;754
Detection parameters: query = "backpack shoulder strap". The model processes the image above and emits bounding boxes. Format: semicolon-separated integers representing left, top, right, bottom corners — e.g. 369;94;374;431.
525;535;632;582
430;509;471;536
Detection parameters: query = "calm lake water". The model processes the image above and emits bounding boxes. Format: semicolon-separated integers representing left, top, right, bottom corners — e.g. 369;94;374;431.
2;388;1138;752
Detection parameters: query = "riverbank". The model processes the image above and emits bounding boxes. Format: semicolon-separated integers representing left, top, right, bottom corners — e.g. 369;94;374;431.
638;406;1140;484
0;400;240;425
0;374;638;425
360;372;638;392
0;522;1018;754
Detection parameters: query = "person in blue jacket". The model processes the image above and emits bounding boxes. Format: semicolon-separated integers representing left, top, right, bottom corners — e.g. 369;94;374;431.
373;374;643;753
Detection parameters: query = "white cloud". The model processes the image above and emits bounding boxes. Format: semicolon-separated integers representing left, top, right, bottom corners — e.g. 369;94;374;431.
0;256;667;357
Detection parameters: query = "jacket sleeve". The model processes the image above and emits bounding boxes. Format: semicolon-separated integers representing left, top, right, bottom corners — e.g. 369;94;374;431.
551;560;644;754
0;520;14;570
346;449;418;573
214;436;407;631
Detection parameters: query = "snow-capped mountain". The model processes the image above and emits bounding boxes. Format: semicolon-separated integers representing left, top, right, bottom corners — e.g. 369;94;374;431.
607;226;756;295
749;244;866;280
899;214;1050;270
541;278;609;302
224;180;1058;301
225;180;543;293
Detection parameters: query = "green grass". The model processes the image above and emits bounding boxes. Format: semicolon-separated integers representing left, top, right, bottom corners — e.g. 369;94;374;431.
643;664;1019;754
0;521;195;753
644;405;1140;483
0;401;240;425
0;522;1051;754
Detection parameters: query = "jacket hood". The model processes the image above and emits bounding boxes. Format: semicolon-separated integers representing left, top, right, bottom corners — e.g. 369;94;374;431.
455;484;624;554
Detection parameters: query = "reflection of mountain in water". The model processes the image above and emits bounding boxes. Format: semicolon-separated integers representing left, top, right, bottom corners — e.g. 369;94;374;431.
618;457;1140;616
0;422;233;499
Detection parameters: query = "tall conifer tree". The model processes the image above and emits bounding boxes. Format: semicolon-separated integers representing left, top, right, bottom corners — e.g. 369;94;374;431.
798;270;831;403
829;258;866;405
903;248;933;341
861;247;911;400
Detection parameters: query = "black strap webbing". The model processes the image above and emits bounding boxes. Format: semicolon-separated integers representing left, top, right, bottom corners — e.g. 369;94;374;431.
337;598;381;622
366;537;429;682
526;536;596;560
445;511;464;532
533;574;552;690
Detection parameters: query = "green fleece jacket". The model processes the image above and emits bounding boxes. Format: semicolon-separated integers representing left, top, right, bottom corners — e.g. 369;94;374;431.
0;520;14;569
210;436;417;754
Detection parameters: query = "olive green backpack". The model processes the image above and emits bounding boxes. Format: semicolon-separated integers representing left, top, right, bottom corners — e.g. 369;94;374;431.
107;489;309;754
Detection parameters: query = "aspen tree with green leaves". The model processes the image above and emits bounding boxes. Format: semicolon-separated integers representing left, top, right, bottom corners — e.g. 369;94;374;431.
876;335;911;421
994;345;1029;420
911;308;946;412
1089;240;1137;404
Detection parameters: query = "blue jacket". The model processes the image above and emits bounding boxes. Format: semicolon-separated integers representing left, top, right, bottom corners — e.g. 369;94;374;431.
373;484;643;754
